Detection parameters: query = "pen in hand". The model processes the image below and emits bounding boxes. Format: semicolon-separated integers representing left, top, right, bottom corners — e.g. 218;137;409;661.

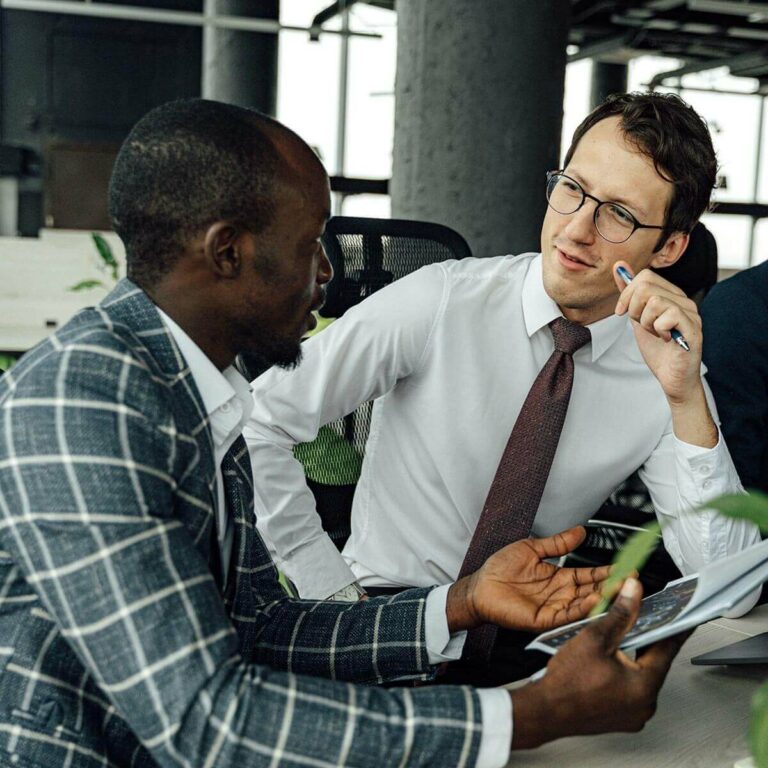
615;265;691;352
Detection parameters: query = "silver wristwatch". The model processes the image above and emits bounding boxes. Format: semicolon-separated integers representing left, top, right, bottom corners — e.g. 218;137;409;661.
328;581;368;602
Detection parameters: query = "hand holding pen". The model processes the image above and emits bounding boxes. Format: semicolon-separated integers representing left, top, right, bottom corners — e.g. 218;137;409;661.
615;264;691;352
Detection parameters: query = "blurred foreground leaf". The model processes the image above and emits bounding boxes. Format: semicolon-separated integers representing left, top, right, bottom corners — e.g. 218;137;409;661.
705;492;768;534
590;522;661;616
750;680;768;768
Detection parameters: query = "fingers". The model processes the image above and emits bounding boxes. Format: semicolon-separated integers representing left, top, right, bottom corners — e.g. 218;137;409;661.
614;262;688;317
562;591;602;622
634;294;700;343
529;526;587;559
570;564;612;588
635;632;686;683
586;577;643;655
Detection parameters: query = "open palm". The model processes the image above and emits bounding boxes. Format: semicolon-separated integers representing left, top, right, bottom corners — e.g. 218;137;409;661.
469;526;611;632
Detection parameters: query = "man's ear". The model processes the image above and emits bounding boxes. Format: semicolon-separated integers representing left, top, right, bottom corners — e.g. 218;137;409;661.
649;231;689;270
202;221;247;279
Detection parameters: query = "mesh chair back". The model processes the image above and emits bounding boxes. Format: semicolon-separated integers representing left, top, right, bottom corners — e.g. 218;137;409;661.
298;216;472;550
321;216;473;319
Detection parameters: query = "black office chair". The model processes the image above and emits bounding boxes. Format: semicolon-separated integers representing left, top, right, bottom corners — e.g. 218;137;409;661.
296;216;473;550
566;221;720;594
652;220;718;307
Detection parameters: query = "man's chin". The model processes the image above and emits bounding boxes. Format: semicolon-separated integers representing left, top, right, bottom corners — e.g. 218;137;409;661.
237;339;302;379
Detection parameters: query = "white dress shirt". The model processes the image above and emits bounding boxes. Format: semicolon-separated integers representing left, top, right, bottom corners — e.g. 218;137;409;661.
244;253;760;601
160;310;511;768
158;310;255;584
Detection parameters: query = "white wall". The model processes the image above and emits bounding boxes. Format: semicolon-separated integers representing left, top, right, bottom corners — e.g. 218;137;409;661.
0;230;125;353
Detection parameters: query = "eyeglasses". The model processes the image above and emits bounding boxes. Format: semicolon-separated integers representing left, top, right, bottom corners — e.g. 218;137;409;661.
545;171;665;244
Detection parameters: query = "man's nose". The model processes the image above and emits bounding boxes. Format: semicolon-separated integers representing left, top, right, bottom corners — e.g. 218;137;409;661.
317;244;333;285
563;200;597;244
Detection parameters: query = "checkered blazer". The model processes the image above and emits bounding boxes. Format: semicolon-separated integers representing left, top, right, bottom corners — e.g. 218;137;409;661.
0;280;483;768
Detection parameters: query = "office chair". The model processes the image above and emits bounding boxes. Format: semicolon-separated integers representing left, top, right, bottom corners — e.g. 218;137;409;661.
566;221;720;594
297;215;473;550
652;221;719;307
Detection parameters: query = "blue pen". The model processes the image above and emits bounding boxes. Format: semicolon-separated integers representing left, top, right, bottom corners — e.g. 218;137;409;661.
615;265;691;352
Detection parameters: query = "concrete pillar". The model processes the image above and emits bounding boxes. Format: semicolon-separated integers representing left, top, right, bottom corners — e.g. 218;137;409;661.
392;0;570;257
590;61;628;109
202;0;279;115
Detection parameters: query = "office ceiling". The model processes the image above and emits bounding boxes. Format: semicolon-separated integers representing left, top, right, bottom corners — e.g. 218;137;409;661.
313;0;768;90
570;0;768;88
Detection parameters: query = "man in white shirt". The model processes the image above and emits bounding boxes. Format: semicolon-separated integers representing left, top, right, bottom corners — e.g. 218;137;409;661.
244;93;761;669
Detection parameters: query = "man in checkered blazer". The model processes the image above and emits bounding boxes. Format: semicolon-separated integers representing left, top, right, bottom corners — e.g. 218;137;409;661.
0;99;683;768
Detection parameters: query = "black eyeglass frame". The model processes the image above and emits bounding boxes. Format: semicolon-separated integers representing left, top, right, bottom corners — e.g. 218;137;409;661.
546;170;667;245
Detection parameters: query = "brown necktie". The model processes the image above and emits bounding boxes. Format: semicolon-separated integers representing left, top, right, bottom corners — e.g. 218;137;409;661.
460;316;591;659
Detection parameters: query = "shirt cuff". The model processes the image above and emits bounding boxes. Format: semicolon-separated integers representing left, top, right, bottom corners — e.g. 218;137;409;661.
281;534;358;599
423;584;467;664
476;688;513;768
673;428;742;505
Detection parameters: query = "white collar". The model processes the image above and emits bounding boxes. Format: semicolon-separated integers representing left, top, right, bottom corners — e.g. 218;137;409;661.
522;253;628;362
156;308;253;441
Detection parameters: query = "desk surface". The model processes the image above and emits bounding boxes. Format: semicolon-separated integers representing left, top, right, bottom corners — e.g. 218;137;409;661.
507;605;768;768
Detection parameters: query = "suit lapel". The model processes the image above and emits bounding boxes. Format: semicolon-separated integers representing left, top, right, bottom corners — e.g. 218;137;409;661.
99;279;219;558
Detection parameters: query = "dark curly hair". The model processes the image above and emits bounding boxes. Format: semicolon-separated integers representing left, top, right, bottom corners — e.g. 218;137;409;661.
563;92;717;250
109;98;283;288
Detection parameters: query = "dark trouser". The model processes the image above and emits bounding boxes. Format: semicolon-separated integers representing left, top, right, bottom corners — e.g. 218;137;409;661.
365;586;549;688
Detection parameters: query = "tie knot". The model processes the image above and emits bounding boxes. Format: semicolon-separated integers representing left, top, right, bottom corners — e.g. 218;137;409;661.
549;317;591;355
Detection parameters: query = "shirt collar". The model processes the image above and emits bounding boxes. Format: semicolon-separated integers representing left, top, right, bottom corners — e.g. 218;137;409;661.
522;253;628;362
156;308;254;443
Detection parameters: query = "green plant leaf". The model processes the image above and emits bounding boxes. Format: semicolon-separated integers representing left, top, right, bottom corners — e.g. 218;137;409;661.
0;354;17;372
590;521;661;616
68;279;106;292
750;679;768;767
704;492;768;534
91;233;119;282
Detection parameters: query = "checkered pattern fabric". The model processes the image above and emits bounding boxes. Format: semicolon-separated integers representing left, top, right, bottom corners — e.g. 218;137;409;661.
0;279;483;767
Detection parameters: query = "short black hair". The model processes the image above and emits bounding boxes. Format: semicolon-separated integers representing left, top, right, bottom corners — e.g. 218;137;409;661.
109;98;283;288
563;92;717;249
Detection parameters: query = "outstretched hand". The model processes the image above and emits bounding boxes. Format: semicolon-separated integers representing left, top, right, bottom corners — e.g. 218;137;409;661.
446;526;611;633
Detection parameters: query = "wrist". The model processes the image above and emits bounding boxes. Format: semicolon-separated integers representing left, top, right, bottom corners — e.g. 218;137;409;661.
666;380;705;410
445;575;481;633
510;680;557;749
668;384;719;448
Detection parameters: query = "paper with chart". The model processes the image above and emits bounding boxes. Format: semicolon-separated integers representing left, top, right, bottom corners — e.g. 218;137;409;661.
527;536;768;655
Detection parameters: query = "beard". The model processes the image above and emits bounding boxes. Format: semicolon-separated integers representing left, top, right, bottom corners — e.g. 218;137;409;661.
235;330;303;381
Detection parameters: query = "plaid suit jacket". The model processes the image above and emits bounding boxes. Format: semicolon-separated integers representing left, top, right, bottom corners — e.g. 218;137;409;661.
0;280;483;768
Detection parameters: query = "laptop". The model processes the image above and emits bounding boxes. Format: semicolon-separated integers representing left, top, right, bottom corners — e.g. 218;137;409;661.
691;631;768;665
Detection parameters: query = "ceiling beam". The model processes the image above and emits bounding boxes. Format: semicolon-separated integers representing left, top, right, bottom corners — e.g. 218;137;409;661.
648;46;768;86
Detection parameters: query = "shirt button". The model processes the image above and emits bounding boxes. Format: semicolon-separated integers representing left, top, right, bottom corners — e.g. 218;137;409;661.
702;479;713;490
220;402;231;413
699;464;711;474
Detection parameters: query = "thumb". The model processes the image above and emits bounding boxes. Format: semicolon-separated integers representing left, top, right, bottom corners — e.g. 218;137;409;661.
529;525;586;559
589;578;643;655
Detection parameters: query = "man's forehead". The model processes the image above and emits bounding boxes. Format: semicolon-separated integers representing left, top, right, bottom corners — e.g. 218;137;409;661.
568;117;673;213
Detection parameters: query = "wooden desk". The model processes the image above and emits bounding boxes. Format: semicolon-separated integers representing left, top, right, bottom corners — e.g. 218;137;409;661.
508;605;768;768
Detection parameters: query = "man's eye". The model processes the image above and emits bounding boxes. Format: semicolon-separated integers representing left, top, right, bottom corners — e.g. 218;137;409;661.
608;204;633;224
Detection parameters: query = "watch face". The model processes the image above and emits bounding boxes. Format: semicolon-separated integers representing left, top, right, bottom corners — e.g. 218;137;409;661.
331;583;365;602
